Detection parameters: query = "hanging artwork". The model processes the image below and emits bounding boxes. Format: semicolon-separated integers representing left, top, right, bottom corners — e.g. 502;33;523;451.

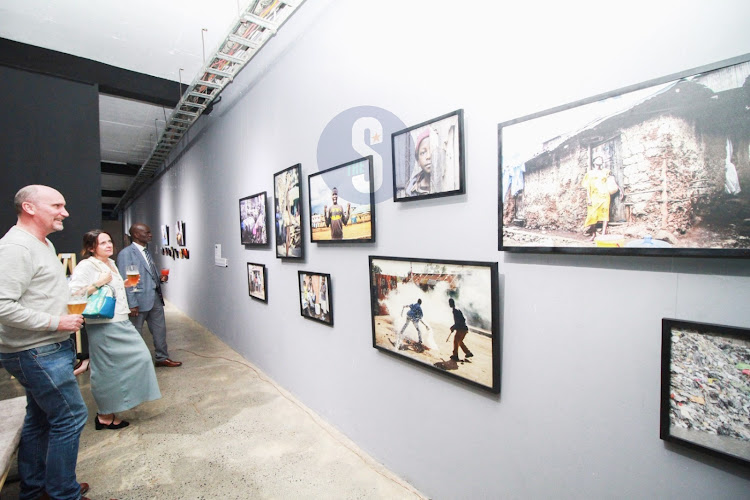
499;54;750;257
308;156;375;243
160;225;169;246
369;256;500;393
298;271;332;326
660;319;750;465
392;109;465;201
239;191;269;246
246;262;267;302
274;164;304;259
175;220;186;246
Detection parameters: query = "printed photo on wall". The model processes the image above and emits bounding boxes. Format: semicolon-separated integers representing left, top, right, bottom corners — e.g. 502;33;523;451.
308;156;375;243
239;191;269;246
499;54;750;257
392;109;465;201
175;221;185;246
298;271;332;326
660;319;750;466
274;164;304;259
369;256;500;393
161;225;169;246
246;262;267;302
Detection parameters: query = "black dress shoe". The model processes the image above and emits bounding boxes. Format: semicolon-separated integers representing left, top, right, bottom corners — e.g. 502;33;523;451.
95;414;129;430
155;358;182;367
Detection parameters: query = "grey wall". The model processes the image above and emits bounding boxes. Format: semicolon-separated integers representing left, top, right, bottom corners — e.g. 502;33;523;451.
0;66;101;253
124;1;750;497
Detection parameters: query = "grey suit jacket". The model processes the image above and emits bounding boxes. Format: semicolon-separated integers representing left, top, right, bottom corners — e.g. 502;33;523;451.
116;243;162;312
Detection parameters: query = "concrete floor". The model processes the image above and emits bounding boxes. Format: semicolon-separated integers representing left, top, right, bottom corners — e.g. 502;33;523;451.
0;303;424;500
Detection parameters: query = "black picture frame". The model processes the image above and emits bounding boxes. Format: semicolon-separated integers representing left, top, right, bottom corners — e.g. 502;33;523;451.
246;262;267;302
392;109;465;201
499;53;750;257
308;156;375;243
660;318;750;466
369;256;500;394
273;164;304;259
160;224;169;246
175;220;185;246
298;271;332;326
239;191;269;246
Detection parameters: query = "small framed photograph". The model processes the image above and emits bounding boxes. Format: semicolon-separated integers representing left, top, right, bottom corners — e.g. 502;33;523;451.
392;109;465;201
273;164;304;259
298;271;332;326
369;256;500;393
308;156;375;243
499;54;750;257
661;319;750;466
239;191;269;246
160;225;170;246
246;262;267;302
175;221;185;246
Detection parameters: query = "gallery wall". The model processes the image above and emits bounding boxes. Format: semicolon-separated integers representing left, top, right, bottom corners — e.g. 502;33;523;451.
124;0;750;497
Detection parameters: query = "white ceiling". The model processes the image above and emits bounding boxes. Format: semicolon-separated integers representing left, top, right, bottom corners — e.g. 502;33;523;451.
0;0;262;215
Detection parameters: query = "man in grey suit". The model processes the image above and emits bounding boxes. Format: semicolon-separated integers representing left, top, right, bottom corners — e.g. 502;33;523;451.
117;223;182;367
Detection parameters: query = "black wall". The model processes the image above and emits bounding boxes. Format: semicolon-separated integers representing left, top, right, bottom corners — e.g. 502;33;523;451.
0;65;101;254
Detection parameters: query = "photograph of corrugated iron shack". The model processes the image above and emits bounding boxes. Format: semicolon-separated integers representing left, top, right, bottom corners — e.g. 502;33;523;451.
502;61;750;249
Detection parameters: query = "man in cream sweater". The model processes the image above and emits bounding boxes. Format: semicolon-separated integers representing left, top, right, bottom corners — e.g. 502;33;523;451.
0;185;90;500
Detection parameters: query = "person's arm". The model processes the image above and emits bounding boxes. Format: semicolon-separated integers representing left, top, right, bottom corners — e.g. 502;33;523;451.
69;260;111;296
0;244;80;332
116;248;139;315
343;203;351;225
324;205;330;226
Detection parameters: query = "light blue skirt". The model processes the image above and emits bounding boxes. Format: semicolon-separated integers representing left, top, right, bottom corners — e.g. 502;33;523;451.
86;320;161;413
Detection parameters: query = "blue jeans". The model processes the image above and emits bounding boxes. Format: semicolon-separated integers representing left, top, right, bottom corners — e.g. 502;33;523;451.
0;338;88;500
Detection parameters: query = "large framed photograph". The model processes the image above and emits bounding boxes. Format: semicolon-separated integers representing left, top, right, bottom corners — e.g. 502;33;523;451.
660;319;750;466
499;54;750;257
239;191;268;246
308;156;375;243
392;109;465;201
246;262;267;302
298;271;332;326
369;256;500;394
273;164;304;259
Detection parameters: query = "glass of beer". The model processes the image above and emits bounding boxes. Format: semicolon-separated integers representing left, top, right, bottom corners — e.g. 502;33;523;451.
125;265;141;289
67;288;88;314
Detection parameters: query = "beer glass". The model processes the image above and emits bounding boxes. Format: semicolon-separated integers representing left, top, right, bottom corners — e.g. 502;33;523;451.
67;287;88;314
125;265;141;290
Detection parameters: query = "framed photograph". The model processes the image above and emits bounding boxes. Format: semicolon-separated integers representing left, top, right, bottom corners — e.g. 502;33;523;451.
392;109;465;201
308;156;375;243
369;256;500;394
175;220;185;246
273;164;304;259
160;224;170;246
246;262;267;302
298;271;332;326
661;319;750;466
499;53;750;257
239;191;269;246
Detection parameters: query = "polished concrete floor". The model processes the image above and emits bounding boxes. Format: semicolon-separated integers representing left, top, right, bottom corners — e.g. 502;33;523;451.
0;303;423;500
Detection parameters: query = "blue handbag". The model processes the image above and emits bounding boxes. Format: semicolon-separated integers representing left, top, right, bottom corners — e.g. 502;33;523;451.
82;285;116;319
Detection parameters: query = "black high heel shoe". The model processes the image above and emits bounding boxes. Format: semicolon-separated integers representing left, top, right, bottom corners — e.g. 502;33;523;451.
95;413;130;430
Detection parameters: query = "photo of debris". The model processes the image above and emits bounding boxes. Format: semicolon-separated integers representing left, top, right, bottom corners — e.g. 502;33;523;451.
661;319;750;465
369;256;500;393
500;56;750;256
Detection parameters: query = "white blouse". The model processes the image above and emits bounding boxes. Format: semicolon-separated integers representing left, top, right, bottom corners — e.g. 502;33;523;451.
69;256;131;323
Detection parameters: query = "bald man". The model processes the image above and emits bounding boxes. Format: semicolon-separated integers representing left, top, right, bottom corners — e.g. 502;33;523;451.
0;185;90;500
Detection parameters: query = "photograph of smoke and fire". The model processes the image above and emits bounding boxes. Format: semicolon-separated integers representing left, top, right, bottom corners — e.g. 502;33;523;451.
369;256;500;393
